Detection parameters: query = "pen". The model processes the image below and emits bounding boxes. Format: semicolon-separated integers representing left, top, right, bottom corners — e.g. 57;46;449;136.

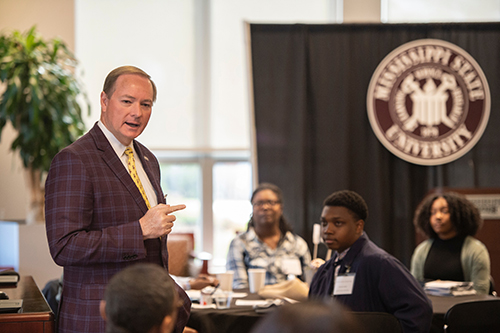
159;193;168;241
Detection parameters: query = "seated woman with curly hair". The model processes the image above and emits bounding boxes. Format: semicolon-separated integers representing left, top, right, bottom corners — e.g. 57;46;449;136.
410;191;491;294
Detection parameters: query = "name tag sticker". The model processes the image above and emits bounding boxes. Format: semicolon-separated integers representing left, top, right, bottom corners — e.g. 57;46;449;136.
333;273;356;295
282;258;303;275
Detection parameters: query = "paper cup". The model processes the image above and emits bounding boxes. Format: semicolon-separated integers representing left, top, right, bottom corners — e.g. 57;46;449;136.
217;270;234;291
248;268;266;293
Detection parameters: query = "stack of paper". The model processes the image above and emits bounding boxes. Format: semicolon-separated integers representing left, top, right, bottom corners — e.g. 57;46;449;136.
424;280;476;296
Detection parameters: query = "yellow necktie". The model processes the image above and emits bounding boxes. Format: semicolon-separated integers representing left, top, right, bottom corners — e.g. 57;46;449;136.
124;147;151;209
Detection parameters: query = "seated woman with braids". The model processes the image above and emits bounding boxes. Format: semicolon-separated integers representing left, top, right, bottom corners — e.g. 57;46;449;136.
410;191;491;294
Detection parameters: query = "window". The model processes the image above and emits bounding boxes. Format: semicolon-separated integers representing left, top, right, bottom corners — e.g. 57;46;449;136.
160;162;202;249
382;0;500;23
212;161;253;267
158;155;252;272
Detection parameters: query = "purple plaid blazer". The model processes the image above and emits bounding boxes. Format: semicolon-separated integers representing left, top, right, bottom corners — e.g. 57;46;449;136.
45;123;191;333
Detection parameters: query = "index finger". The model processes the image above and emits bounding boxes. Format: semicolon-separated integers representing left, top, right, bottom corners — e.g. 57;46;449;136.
163;204;186;214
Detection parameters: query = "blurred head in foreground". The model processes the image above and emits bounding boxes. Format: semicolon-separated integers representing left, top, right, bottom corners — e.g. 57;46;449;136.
100;263;178;333
250;299;362;333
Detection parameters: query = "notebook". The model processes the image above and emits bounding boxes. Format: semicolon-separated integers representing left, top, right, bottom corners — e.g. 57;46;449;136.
0;270;20;284
0;299;23;313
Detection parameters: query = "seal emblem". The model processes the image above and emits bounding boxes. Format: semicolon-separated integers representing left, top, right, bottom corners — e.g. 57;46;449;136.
367;39;490;166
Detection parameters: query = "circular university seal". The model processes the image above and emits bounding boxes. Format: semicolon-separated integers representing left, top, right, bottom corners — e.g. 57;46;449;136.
367;39;490;166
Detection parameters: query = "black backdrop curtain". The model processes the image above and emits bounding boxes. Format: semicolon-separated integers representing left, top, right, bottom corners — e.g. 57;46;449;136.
249;23;500;266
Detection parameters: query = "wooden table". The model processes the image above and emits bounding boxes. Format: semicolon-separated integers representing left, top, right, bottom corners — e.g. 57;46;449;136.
188;290;498;333
187;289;265;333
0;276;54;333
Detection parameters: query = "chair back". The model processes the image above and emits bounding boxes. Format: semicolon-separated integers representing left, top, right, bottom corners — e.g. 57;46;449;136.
444;299;500;333
489;275;497;297
351;312;402;333
167;233;194;276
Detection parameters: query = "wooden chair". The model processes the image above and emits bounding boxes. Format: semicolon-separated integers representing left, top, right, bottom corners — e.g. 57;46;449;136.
167;233;194;277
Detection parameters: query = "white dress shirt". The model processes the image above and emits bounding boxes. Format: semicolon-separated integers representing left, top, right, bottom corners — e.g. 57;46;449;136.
98;121;157;207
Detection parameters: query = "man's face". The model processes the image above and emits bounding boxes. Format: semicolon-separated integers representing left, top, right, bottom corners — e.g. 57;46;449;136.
100;74;154;146
320;206;364;253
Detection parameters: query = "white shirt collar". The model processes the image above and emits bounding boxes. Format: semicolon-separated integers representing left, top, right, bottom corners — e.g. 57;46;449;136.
97;120;132;157
336;247;350;262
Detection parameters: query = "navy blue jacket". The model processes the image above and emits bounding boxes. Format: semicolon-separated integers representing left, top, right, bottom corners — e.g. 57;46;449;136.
309;233;432;333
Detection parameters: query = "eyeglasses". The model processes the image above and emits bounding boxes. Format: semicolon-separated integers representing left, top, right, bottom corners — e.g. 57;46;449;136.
252;200;281;208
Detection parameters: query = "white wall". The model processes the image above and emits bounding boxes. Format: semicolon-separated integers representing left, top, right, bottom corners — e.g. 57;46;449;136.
344;0;381;22
0;124;26;221
0;0;75;221
19;224;63;289
0;0;74;288
0;222;62;289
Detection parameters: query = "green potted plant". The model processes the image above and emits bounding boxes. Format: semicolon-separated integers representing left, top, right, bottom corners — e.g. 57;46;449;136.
0;26;89;224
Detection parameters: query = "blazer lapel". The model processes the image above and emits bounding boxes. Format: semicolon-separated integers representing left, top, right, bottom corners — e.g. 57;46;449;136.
134;142;164;205
90;124;149;213
340;233;367;273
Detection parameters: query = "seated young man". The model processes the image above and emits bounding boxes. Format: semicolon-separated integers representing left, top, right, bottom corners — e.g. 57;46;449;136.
100;263;180;333
309;190;432;333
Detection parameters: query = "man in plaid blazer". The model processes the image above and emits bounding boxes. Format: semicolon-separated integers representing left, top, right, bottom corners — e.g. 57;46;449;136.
45;66;191;333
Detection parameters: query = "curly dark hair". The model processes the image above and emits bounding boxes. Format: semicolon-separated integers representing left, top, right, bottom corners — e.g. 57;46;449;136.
323;190;369;222
248;183;293;234
414;191;483;238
